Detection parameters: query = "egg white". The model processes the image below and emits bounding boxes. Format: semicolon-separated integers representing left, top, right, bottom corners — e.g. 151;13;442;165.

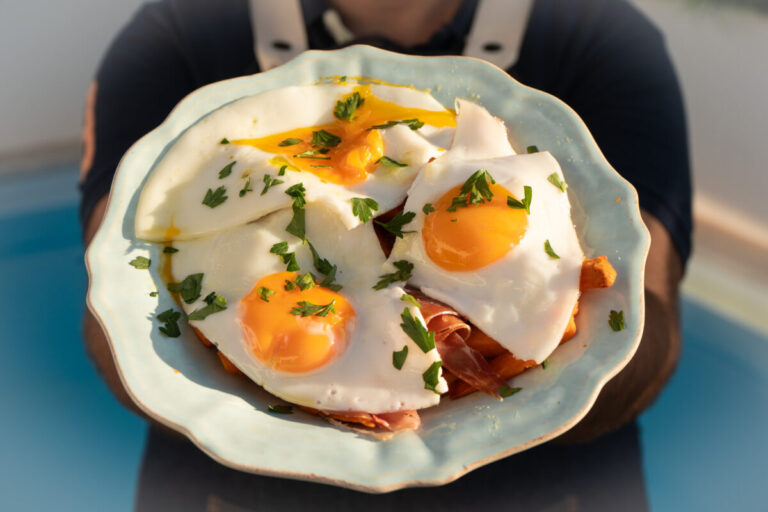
135;84;453;241
170;204;447;413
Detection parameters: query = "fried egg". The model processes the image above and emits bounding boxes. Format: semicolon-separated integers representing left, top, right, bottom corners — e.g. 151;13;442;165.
387;100;584;363
135;83;455;241
170;204;447;413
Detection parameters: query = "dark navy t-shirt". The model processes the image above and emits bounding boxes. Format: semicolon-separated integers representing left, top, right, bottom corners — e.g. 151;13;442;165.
80;0;692;262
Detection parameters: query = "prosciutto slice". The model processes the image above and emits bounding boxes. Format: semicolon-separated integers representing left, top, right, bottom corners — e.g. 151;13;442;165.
300;407;421;432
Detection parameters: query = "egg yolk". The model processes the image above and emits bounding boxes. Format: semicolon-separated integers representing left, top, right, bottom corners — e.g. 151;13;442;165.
239;272;355;373
232;85;456;185
422;183;528;271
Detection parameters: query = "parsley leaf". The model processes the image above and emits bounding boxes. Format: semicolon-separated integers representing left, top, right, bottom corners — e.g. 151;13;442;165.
351;197;379;223
149;291;158;297
257;286;275;302
261;174;284;195
293;272;315;291
392;346;409;370
311;129;341;147
239;176;253;197
293;148;330;159
375;210;416;238
422;361;442;394
399;306;435;353
284;279;297;291
284;184;307;240
218;161;235;179
544;240;560;259
334;91;364;121
400;293;421;308
188;292;227;321
609;310;625;331
268;404;293;414
278;137;302;147
220;138;230;145
547;172;568;192
202;186;228;208
506;185;532;214
167;273;203;304
526;145;539;154
163;246;178;254
290;300;336;318
157;309;182;337
369;118;424;131
446;169;496;212
374;260;414;290
277;165;287;176
307;242;342;291
270;241;300;271
499;385;522;398
129;256;150;269
422;203;435;215
541;359;549;370
377;156;407;168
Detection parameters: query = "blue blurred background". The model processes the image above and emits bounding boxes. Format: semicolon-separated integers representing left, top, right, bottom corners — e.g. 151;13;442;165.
1;1;767;510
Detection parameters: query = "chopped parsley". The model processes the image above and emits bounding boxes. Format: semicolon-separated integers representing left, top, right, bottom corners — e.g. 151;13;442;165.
293;272;315;291
284;279;297;291
188;292;228;321
547;172;568;192
544;240;560;259
129;256;150;269
277;165;287;176
526;145;539;154
308;242;342;291
334;91;364;121
422;361;442;394
311;129;341;147
149;291;159;297
202;186;228;208
351;197;379;223
499;385;522;398
399;306;435;353
290;300;337;318
270;241;300;272
167;273;203;304
257;286;275;302
239;176;253;197
400;293;421;308
163;246;178;254
609;310;625;331
284;183;307;240
268;404;293;414
293;148;330;159
157;309;182;337
261;173;284;195
375;210;416;238
278;137;302;147
422;203;435;215
446;169;495;212
374;260;413;290
377;156;407;168
392;346;409;370
219;138;230;145
218;161;235;179
541;359;549;370
369;119;424;131
506;185;532;214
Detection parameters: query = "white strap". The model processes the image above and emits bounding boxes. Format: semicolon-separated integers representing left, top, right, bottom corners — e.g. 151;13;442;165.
463;0;534;70
250;0;309;71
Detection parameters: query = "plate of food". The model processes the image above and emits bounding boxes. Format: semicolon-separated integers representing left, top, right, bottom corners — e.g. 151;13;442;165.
86;45;649;492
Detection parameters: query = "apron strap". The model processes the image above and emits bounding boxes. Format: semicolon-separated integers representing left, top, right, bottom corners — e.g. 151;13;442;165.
250;0;308;71
463;0;534;70
250;0;533;71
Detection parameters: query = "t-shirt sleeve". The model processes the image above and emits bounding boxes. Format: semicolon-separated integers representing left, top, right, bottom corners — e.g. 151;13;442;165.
78;2;196;227
518;0;693;263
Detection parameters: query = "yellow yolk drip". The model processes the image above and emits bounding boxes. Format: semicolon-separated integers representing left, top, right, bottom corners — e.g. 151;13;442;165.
232;85;456;185
422;183;528;272
239;272;356;373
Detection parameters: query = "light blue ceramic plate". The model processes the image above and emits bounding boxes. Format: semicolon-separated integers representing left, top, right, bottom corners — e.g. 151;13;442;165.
86;45;649;492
